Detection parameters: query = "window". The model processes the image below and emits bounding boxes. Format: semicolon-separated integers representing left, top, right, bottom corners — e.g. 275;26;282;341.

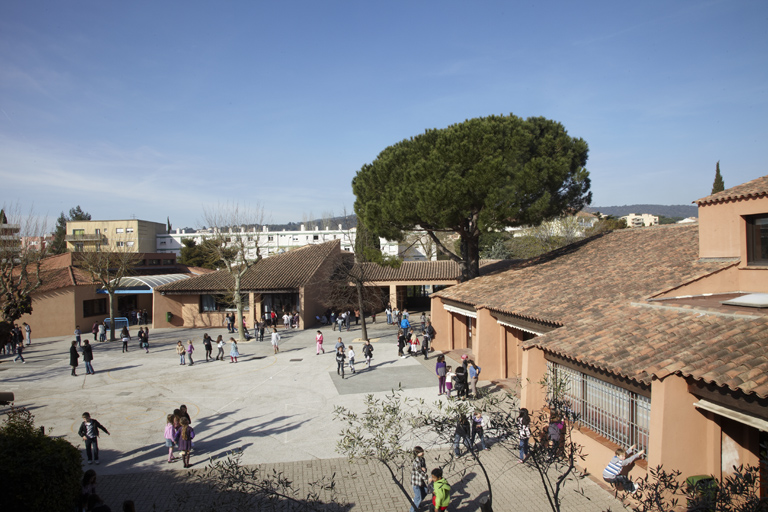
116;241;125;247
83;298;107;317
95;244;101;252
149;259;160;265
126;241;135;247
116;228;124;233
746;214;768;265
73;229;85;235
313;235;319;241
163;259;174;265
95;229;100;235
160;240;167;245
74;243;84;252
547;362;651;456
126;228;134;233
200;294;247;312
268;236;274;242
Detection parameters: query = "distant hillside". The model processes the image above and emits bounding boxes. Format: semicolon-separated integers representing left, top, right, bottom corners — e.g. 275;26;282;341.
584;205;698;218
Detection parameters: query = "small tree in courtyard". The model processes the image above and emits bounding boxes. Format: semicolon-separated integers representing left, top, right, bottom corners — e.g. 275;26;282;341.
77;247;141;341
334;389;423;509
610;464;766;512
201;203;265;343
0;205;49;343
323;215;400;341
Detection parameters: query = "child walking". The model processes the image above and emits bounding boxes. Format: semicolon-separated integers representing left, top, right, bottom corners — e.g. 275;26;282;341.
316;330;324;355
176;417;195;468
121;327;130;353
445;366;455;399
78;412;110;465
176;341;186;365
335;346;346;379
471;409;490;451
216;335;225;361
164;414;178;463
186;340;195;366
517;408;531;463
347;345;356;374
230;337;239;363
271;327;281;354
362;340;374;368
203;333;212;361
430;468;451;511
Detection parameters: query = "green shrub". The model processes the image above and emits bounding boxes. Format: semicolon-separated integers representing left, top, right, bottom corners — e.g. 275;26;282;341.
0;405;82;512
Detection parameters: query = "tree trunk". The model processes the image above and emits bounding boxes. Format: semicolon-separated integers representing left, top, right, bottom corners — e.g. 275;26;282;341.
108;291;116;341
459;232;481;282
356;281;368;341
234;273;245;343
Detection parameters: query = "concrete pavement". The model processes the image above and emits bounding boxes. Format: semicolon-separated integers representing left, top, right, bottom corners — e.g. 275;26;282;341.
0;318;626;511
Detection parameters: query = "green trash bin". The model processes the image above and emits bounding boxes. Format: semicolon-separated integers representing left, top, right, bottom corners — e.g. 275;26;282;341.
686;475;716;511
166;312;173;322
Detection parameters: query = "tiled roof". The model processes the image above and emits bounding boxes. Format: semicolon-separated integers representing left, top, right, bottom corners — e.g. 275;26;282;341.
434;225;733;325
18;254;99;293
533;304;768;399
696;174;768;205
157;240;340;293
355;259;517;282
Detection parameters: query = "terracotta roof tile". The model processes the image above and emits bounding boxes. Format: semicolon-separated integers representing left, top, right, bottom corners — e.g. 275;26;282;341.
157;240;341;293
434;225;732;325
532;304;768;398
696;174;768;205
355;259;517;282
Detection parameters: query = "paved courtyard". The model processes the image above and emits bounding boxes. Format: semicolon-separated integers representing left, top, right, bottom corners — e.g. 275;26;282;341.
0;319;627;511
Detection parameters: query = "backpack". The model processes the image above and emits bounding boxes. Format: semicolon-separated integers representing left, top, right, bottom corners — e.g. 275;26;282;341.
548;422;561;442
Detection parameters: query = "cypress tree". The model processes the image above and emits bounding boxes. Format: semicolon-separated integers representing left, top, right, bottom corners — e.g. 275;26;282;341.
711;161;725;194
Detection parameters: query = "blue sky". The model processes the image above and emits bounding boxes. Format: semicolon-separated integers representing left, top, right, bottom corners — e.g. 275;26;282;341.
1;1;766;227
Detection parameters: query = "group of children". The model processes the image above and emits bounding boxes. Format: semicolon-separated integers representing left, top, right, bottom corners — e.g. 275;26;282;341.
397;328;431;359
163;405;196;468
434;354;482;400
176;336;241;365
333;337;374;378
515;407;644;493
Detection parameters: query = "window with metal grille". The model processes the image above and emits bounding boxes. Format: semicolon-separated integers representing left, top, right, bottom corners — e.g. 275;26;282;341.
547;362;650;456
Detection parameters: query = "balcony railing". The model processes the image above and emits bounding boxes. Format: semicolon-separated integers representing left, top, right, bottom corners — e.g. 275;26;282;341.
65;234;107;242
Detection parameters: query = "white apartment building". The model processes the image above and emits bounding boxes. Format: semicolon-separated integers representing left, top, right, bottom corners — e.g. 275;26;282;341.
620;213;659;228
156;224;430;261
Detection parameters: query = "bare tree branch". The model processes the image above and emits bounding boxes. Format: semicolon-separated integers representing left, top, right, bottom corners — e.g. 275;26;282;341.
201;202;265;343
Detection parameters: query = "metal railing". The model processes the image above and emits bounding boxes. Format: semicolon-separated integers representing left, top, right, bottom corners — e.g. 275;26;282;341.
65;233;107;242
548;363;650;456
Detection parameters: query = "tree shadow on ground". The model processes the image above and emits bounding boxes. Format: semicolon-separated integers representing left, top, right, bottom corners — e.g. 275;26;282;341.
97;463;355;512
78;410;311;473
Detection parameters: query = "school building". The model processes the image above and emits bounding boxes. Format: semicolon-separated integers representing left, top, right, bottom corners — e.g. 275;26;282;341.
150;240;514;331
429;175;768;493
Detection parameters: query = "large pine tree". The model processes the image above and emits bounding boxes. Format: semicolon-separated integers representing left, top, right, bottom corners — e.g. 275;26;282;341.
353;114;591;282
